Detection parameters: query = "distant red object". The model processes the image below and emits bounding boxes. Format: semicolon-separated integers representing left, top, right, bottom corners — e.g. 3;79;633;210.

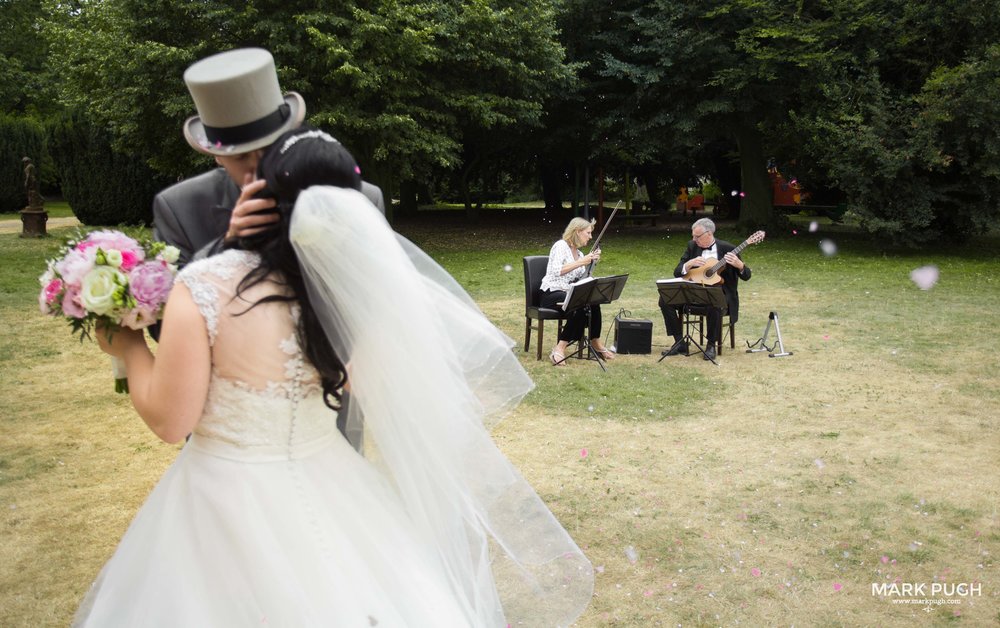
687;194;704;213
769;169;804;206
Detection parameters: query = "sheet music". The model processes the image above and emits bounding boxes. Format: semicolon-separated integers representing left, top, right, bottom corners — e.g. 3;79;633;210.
562;276;596;311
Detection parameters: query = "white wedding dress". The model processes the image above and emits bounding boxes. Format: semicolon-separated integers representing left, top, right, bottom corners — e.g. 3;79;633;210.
75;188;593;627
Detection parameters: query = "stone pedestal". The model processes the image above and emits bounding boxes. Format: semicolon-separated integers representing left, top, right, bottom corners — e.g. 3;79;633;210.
20;208;48;237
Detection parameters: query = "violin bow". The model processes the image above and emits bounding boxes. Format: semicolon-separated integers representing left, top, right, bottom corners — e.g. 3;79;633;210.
587;200;622;275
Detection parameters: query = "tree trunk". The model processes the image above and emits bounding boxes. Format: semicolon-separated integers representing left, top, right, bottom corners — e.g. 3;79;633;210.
637;166;662;212
571;163;581;215
398;180;419;216
461;156;480;223
734;124;774;229
540;162;563;211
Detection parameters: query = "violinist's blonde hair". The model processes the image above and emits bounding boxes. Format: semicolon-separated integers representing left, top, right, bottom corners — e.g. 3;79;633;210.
562;217;596;248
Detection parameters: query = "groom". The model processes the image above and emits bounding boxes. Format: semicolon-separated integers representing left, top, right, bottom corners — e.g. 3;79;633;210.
153;48;380;450
153;47;384;267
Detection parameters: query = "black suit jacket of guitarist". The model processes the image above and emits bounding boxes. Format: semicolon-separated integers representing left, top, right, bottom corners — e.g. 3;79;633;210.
673;239;752;323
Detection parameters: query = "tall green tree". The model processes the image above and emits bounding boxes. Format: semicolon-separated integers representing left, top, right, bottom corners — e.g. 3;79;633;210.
44;0;570;221
595;0;1000;241
782;0;1000;244
1;0;57;116
593;0;843;228
47;111;173;225
0;115;46;212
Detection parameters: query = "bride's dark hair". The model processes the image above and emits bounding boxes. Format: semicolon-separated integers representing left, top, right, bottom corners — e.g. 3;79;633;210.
235;125;362;410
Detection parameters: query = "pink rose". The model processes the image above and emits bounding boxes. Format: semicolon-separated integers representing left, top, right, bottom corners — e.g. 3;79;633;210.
119;249;140;272
128;261;174;308
55;247;96;287
84;230;143;256
40;278;63;315
43;278;63;305
61;286;87;319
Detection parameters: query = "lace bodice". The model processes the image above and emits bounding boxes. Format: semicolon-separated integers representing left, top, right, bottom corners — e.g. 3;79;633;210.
176;249;336;451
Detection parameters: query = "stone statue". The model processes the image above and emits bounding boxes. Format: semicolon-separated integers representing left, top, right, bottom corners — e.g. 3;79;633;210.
20;156;47;237
23;157;44;210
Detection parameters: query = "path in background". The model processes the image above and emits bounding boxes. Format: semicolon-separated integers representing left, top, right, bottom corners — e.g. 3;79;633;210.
0;216;80;234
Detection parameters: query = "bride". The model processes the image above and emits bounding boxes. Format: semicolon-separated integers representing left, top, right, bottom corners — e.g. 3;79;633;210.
78;126;593;626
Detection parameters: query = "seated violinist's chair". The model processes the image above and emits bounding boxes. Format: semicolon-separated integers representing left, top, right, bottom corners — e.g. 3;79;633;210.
523;256;568;360
682;306;736;354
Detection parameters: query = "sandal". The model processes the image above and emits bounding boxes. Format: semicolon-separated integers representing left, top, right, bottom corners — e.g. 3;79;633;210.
549;350;566;366
591;343;615;361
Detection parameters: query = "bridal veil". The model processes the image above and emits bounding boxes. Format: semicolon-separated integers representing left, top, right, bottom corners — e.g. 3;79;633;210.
289;187;593;626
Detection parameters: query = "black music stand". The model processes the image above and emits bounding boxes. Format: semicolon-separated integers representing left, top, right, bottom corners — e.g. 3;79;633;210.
556;274;629;371
655;280;727;365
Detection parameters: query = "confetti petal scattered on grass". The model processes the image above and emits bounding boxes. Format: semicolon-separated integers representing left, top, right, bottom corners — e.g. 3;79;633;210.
624;546;638;564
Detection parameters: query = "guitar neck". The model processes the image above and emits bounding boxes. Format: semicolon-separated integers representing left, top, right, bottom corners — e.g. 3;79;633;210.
708;237;751;274
731;238;752;256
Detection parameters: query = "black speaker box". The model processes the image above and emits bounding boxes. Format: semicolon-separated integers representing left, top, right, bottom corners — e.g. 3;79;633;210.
613;317;652;354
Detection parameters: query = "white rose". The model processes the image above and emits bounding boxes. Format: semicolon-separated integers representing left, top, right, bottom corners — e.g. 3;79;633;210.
39;266;54;286
105;249;123;268
160;245;181;264
80;266;125;316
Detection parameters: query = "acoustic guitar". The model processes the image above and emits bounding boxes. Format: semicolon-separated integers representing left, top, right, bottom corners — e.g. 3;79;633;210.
682;230;765;285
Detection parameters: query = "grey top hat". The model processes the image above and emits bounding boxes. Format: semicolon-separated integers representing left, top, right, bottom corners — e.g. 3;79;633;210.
182;48;306;156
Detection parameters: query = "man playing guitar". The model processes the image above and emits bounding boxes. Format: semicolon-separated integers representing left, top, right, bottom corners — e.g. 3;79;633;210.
659;218;759;361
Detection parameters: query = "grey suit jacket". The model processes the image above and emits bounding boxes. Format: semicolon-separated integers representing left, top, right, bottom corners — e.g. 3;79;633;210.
153;168;386;267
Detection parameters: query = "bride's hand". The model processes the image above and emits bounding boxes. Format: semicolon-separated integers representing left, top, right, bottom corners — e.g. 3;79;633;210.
95;323;145;358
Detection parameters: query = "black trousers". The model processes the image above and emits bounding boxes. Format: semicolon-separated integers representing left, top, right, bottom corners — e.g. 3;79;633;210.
658;295;722;344
540;290;603;343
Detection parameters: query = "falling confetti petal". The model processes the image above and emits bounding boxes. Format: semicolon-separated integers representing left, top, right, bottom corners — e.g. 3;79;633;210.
881;555;889;564
580;448;589;459
503;264;513;272
587;405;595;412
833;583;843;591
819;239;838;256
809;221;819;232
909;265;939;290
814;458;825;469
751;568;762;577
792;229;798;235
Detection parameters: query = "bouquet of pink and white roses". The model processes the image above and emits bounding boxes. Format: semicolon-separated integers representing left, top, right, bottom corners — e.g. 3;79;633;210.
39;230;181;393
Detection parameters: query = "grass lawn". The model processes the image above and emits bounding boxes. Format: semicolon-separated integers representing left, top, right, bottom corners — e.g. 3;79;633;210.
1;211;998;626
0;201;76;222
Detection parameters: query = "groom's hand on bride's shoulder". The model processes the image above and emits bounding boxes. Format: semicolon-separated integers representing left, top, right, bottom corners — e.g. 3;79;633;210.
225;175;280;242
